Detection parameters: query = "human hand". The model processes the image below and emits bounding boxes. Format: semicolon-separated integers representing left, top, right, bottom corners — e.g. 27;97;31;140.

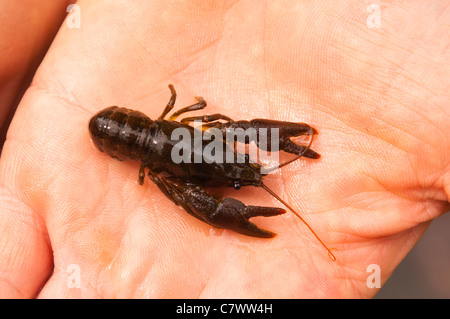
0;0;73;148
0;0;448;298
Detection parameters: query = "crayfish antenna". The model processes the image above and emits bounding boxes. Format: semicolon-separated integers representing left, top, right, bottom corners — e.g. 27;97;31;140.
261;183;336;261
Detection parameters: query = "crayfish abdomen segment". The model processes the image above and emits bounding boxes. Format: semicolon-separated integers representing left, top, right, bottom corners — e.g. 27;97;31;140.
89;106;157;162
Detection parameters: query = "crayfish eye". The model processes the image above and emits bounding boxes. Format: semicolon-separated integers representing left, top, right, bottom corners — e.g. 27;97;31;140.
233;180;241;190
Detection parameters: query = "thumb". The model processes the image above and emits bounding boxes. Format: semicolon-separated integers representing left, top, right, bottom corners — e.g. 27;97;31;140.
0;185;52;298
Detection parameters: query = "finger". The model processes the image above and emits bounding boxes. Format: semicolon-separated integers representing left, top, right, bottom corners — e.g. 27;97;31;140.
0;0;75;148
0;187;53;298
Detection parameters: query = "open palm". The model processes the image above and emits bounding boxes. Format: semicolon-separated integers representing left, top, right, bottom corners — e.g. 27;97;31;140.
0;0;448;298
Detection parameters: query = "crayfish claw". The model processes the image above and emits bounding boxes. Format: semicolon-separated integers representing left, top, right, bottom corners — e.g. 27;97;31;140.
243;205;286;218
207;198;285;238
159;177;285;238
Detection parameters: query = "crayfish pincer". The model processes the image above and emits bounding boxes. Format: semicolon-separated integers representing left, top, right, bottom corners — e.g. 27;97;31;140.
88;84;336;261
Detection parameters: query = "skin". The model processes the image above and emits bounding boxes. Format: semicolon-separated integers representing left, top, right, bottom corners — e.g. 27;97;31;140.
0;0;449;298
0;0;76;150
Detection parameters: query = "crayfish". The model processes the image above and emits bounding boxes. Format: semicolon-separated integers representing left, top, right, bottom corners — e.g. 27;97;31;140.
89;85;336;260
